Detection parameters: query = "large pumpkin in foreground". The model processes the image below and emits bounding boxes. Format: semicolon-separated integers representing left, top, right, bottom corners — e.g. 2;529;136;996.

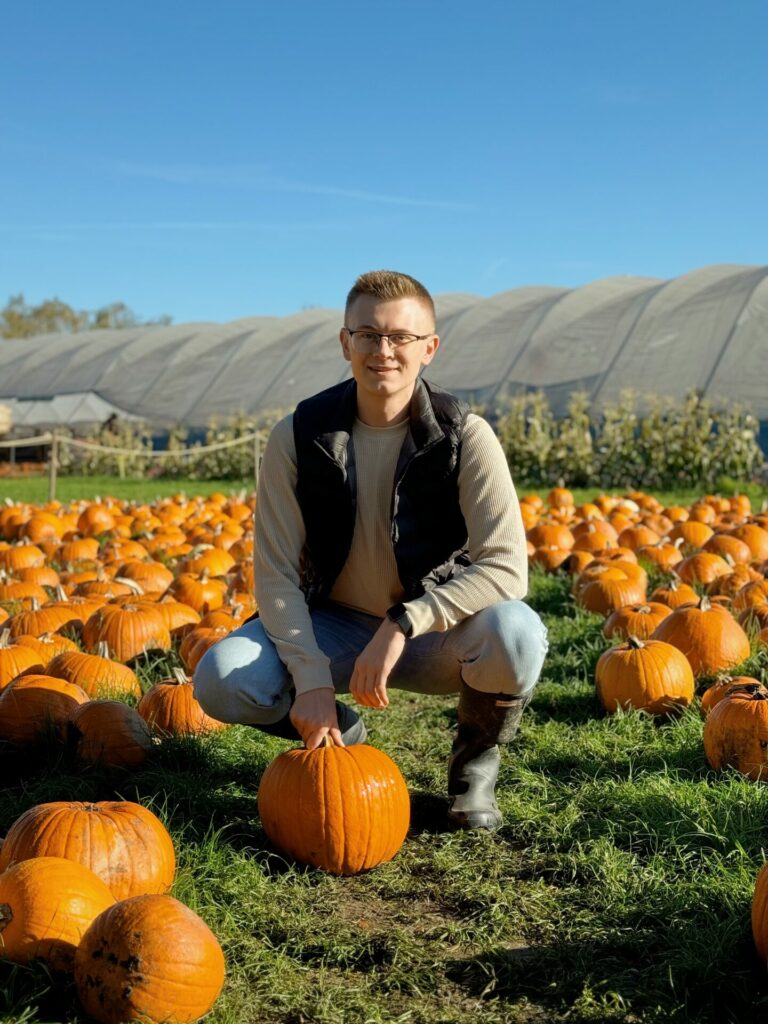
0;856;114;972
258;740;410;875
74;894;225;1024
0;800;176;901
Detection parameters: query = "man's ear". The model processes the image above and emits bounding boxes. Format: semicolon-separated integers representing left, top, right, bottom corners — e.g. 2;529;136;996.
420;334;440;367
339;327;352;362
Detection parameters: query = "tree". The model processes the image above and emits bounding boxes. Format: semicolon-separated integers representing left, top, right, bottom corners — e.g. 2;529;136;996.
1;294;172;338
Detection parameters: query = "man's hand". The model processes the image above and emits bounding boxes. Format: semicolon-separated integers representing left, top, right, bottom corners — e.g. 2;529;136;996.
349;618;406;709
290;688;343;750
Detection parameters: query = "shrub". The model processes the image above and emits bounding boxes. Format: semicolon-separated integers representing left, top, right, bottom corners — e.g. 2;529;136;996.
495;389;764;489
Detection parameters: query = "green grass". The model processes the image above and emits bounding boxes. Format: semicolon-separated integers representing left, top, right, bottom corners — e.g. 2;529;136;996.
0;475;255;503
2;476;767;508
2;502;768;1021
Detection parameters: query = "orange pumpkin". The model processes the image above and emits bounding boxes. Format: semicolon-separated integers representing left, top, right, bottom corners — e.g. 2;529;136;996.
70;701;154;769
0;800;176;901
651;596;751;678
575;568;647;616
669;521;714;551
74;894;225;1024
530;546;572;572
0;856;115;972
675;552;732;585
82;603;171;663
0;674;89;745
14;630;80;664
649;577;700;610
703;533;753;564
703;686;768;780
166;571;228;614
595;636;694;716
46;646;141;700
729;524;768;562
0;628;44;689
700;676;766;717
258;739;410;875
526;523;574;550
602;602;672;641
138;670;227;737
115;559;174;594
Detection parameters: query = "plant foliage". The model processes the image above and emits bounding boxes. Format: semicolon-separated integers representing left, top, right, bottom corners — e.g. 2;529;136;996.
494;389;765;489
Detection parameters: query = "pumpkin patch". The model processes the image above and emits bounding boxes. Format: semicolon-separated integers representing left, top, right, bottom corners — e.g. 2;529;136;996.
0;483;766;1021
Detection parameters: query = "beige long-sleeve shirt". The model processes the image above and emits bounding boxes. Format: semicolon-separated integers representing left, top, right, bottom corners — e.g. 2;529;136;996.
254;410;528;696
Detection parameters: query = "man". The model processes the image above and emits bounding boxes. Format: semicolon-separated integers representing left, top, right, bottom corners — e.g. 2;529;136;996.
194;270;548;831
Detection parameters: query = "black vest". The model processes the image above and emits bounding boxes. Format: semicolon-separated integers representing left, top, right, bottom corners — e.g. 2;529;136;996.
293;377;471;607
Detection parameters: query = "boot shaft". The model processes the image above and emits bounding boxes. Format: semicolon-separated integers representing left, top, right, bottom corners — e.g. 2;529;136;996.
456;681;528;747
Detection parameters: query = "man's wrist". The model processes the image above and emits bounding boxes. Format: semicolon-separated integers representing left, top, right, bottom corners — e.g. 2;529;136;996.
386;602;413;638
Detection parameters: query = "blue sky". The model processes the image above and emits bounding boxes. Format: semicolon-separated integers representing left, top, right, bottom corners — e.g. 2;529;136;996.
2;0;766;324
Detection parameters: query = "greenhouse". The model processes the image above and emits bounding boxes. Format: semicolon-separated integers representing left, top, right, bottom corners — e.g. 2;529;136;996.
1;263;766;433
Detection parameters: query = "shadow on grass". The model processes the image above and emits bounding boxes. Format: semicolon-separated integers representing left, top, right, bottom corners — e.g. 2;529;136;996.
409;789;452;835
0;959;80;1024
443;935;768;1024
0;728;279;849
522;732;707;782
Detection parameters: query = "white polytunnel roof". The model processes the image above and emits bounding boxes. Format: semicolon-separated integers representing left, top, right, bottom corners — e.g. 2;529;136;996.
1;263;767;431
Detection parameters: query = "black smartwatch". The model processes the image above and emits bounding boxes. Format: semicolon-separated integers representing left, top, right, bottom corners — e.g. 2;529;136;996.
386;602;413;638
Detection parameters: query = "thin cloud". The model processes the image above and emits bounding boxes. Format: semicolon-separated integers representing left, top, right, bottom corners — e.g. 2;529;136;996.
0;220;357;232
111;159;473;211
479;257;507;282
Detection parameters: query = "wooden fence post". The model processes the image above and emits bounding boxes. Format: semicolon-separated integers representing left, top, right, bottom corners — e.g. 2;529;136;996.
253;432;261;492
48;431;58;501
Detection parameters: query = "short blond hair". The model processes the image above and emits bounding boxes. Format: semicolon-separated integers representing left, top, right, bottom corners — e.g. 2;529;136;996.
345;270;435;325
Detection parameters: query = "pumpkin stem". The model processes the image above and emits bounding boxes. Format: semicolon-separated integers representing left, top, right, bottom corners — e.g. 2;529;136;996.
699;594;712;611
0;903;12;932
115;576;144;595
96;640;111;660
0;629;10;649
627;635;645;650
173;668;190;686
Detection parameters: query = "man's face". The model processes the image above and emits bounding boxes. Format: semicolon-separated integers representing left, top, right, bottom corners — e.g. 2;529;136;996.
340;295;439;402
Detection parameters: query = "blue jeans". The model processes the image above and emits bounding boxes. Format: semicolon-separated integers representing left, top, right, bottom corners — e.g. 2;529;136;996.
194;600;548;727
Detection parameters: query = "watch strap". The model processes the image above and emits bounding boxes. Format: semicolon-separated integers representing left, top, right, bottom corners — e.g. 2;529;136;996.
386;602;413;638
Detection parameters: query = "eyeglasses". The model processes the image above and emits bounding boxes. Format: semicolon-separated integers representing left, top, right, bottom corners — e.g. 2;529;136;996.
344;329;434;353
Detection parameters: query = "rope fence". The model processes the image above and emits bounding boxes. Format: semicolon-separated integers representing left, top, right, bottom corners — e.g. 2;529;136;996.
0;430;263;499
0;433;54;448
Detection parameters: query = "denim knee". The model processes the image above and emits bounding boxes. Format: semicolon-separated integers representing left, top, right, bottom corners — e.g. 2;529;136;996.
192;625;291;726
457;600;548;698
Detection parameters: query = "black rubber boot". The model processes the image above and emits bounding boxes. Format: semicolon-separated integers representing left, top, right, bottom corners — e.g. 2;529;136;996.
255;699;367;746
447;682;527;831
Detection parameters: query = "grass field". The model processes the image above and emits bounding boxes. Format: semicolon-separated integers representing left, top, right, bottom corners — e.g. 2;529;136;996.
3;474;767;508
1;481;768;1023
0;475;255;504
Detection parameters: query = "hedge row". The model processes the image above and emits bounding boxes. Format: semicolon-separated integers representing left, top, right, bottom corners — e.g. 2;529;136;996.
52;391;765;489
494;390;764;489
